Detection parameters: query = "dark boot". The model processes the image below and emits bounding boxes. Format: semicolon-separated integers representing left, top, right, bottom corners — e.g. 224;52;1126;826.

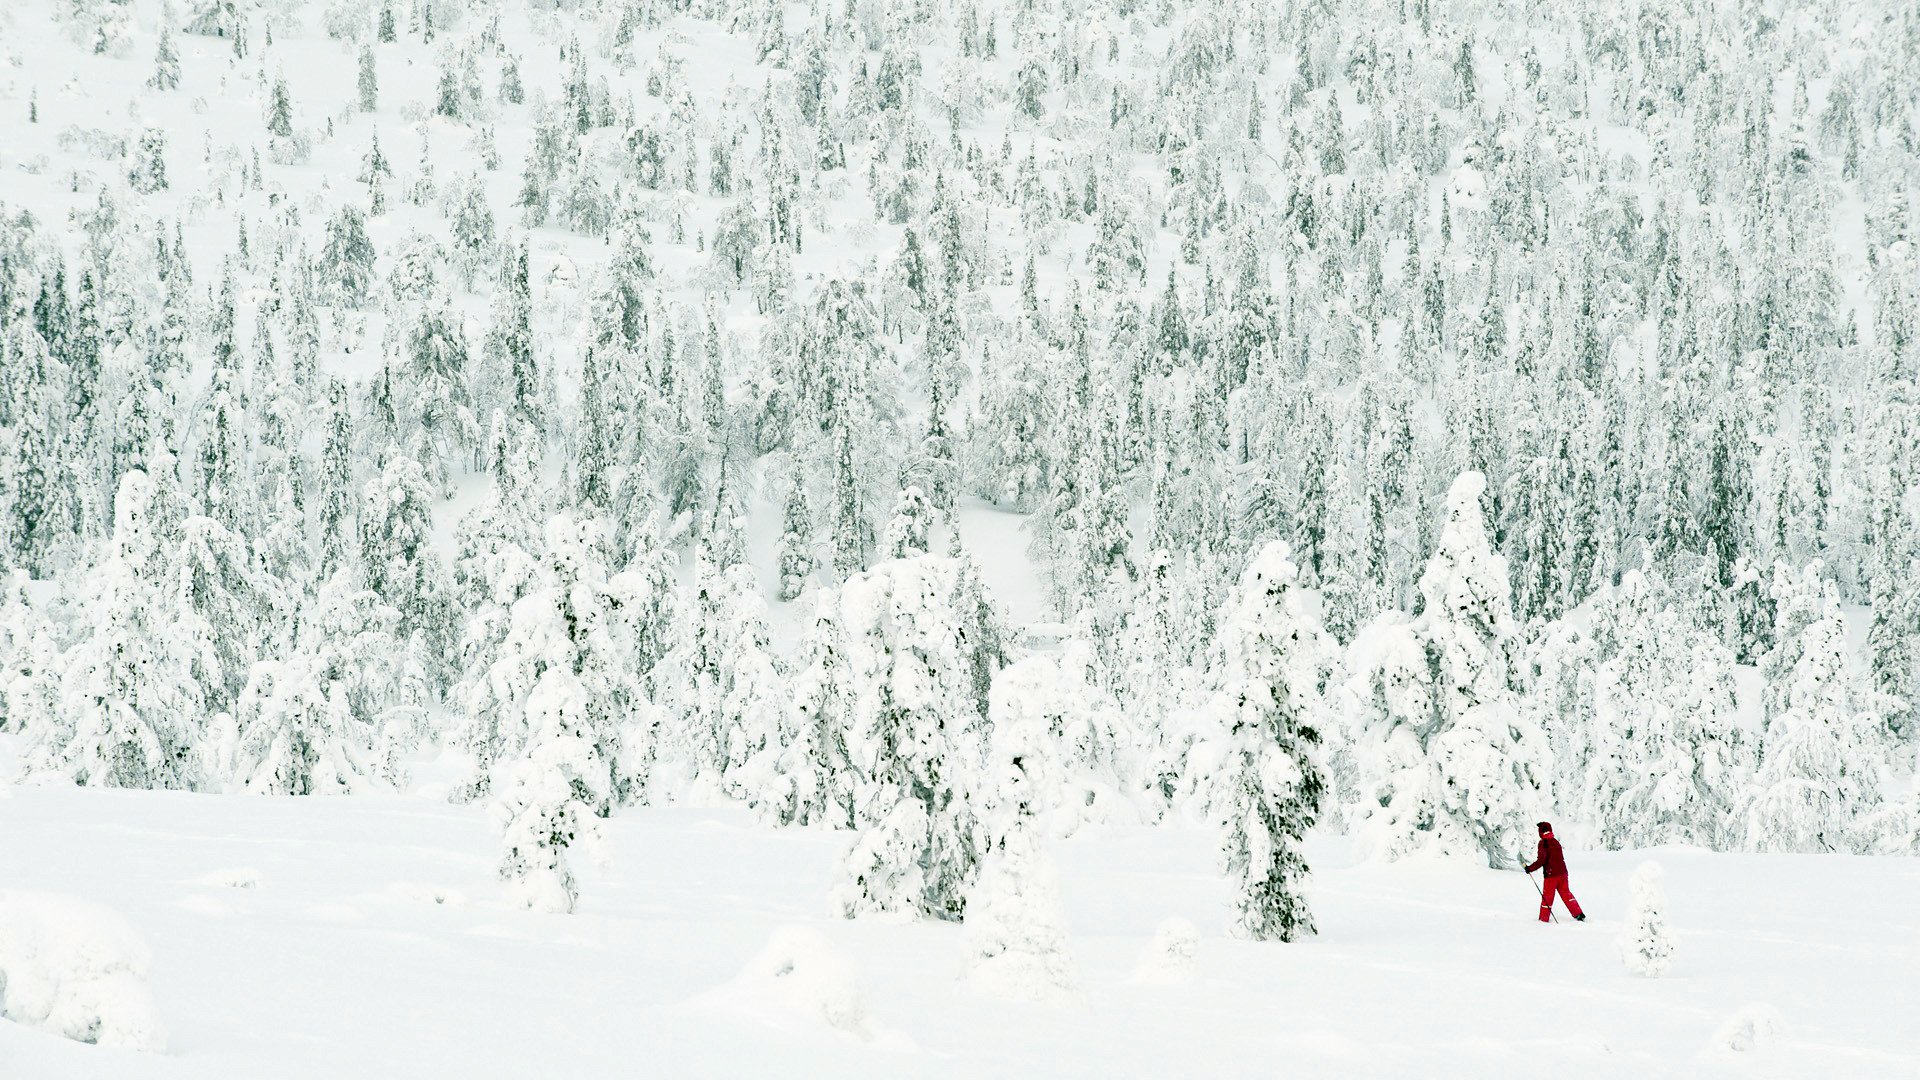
1574;913;1586;922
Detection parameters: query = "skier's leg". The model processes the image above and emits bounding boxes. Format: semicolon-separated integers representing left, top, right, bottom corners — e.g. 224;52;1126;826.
1538;877;1553;922
1560;879;1584;919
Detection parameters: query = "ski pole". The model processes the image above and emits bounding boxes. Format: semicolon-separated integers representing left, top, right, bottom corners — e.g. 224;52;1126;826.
1527;868;1558;923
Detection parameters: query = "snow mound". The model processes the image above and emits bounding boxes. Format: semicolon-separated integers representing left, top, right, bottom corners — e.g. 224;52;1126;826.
694;926;896;1045
1704;1004;1781;1056
0;890;165;1051
1130;917;1200;985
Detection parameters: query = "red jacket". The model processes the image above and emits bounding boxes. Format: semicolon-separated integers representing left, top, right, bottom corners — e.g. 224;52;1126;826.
1526;833;1567;878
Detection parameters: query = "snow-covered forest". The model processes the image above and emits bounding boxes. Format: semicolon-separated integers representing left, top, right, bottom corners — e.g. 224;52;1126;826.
2;0;1917;1073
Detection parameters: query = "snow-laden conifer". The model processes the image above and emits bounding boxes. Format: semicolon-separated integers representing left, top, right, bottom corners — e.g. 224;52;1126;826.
1747;565;1894;853
32;472;212;790
1620;861;1676;977
773;602;858;828
1211;541;1328;942
492;662;606;915
1344;473;1550;866
832;554;994;921
964;654;1075;1001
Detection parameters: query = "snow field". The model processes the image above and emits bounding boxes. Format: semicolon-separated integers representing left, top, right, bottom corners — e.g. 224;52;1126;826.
2;781;1916;1078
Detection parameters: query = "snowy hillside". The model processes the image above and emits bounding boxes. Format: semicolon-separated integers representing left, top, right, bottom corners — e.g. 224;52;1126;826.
2;0;1918;1072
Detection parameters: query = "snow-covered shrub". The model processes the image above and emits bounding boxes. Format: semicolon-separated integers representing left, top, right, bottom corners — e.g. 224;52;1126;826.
1130;917;1199;985
1619;861;1675;977
0;891;165;1051
193;867;262;890
1706;1004;1781;1055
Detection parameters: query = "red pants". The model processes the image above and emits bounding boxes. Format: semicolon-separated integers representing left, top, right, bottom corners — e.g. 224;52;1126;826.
1539;876;1583;922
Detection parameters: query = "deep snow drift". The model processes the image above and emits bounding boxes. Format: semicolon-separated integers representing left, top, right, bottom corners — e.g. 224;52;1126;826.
2;777;1915;1078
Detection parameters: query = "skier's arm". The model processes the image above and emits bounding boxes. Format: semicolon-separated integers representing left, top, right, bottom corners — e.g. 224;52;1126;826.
1523;841;1544;873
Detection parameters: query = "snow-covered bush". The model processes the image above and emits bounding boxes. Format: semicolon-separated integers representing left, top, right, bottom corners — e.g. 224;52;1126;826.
1706;1004;1782;1056
1619;861;1675;977
0;891;165;1051
1130;916;1199;985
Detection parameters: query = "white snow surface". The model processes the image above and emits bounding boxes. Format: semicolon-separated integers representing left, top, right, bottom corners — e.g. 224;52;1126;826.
1;774;1915;1077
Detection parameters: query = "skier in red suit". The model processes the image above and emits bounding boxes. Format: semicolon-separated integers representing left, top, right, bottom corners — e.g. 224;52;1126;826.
1525;821;1585;923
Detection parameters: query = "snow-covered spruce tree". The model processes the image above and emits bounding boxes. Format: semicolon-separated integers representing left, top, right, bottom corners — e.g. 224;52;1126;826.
464;514;638;811
359;449;455;692
986;638;1144;833
0;570;59;737
1343;472;1549;867
173;513;286;724
832;554;994;922
1112;550;1206;816
480;236;544;435
1746;567;1893;853
1053;634;1152;827
297;569;422;775
31;471;212;790
1418;473;1553;865
1868;545;1920;740
707;561;792;812
777;600;859;828
1580;568;1748;849
267;74;295;139
968;334;1052;510
492;661;607;915
1207;541;1328;942
127;129;168;194
448;178;496;288
230;649;378;796
883;485;932;559
357;43;378;112
1620;861;1676;978
966;655;1076;1002
148;21;181;91
775;481;815;602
